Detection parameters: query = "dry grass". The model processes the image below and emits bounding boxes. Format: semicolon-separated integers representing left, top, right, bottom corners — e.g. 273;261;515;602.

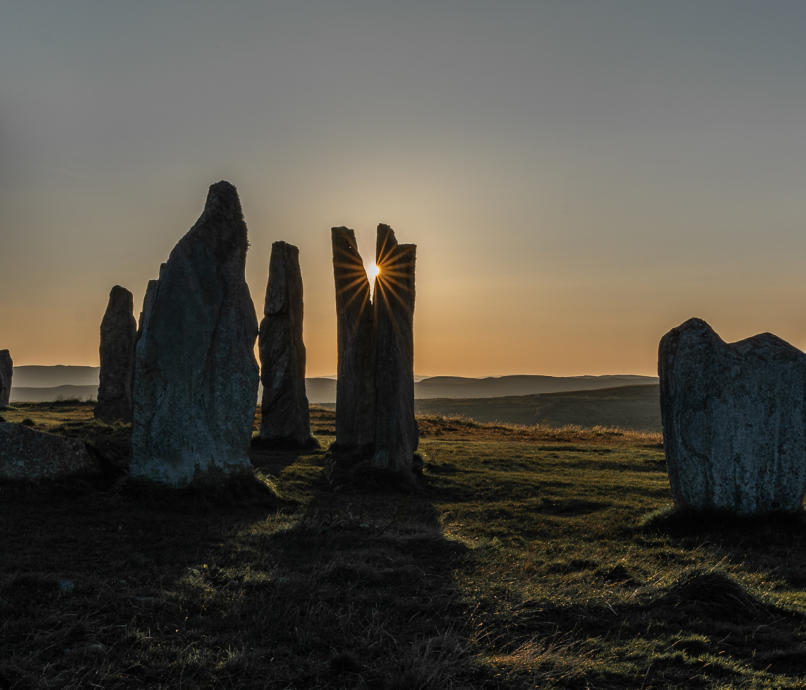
0;402;804;688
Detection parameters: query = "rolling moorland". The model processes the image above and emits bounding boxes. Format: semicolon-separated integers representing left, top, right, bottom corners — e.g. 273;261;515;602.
1;402;805;687
9;367;661;431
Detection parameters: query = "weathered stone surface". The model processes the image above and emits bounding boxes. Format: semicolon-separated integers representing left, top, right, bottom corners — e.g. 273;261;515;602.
372;224;418;473
131;181;259;487
332;227;376;453
258;241;312;447
0;422;100;480
94;286;137;422
330;224;419;480
659;317;806;514
0;349;11;409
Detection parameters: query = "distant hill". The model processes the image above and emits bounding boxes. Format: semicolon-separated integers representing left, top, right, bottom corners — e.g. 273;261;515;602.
9;367;658;410
414;374;657;399
415;384;661;432
12;365;100;387
10;384;98;403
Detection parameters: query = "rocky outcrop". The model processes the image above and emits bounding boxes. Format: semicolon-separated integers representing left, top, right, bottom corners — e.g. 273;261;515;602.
131;181;260;488
659;317;806;514
257;241;312;447
331;224;418;481
0;350;11;409
373;225;418;473
0;423;100;480
94;286;137;422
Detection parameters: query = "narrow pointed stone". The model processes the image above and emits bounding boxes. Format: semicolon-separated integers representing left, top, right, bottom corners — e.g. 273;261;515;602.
659;317;806;514
373;224;418;475
131;181;259;487
331;227;375;452
94;285;137;422
258;241;312;447
0;350;11;409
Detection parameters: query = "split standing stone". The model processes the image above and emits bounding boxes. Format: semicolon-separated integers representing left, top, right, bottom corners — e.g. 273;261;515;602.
372;224;418;473
659;317;806;514
257;241;312;447
94;285;137;422
332;227;376;453
0;350;11;409
330;224;419;481
131;181;259;487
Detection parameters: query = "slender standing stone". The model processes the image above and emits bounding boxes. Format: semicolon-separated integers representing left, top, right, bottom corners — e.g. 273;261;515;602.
0;350;11;409
659;317;806;514
258;241;312;447
332;227;376;453
94;286;137;422
131;181;259;487
373;224;418;473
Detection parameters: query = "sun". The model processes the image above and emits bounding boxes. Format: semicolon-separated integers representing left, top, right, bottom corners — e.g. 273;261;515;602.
366;262;381;282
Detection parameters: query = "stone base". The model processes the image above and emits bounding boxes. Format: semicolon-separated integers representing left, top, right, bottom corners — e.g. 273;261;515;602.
324;445;422;492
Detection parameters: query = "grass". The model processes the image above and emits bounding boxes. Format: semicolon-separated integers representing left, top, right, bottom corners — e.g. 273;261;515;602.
1;402;806;687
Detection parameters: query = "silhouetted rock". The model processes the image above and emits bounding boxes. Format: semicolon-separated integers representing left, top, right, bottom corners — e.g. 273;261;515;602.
137;273;162;339
94;286;137;422
0;349;11;409
257;241;312;448
0;422;99;480
131;181;259;487
332;227;376;453
373;224;418;473
330;224;419;483
659;317;806;514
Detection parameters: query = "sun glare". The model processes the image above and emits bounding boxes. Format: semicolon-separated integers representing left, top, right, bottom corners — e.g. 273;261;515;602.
367;262;381;282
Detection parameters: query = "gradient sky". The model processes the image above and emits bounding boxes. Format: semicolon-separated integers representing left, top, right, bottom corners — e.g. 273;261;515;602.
3;1;806;376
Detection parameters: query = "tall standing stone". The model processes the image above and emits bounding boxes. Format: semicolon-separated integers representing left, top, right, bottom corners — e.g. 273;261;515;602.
332;227;376;453
331;224;419;481
257;241;312;447
131;181;259;487
94;286;137;422
659;317;806;514
373;224;418;473
0;350;11;409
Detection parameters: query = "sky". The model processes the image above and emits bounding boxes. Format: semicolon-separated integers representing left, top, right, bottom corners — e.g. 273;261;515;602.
2;1;806;377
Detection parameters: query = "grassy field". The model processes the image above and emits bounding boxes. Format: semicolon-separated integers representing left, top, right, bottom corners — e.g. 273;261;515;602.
1;403;806;687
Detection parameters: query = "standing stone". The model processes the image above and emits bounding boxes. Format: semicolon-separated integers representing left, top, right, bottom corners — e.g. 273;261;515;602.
332;227;376;454
131;181;259;487
372;224;418;473
659;317;806;514
0;350;11;409
331;224;419;482
257;241;312;447
94;286;137;422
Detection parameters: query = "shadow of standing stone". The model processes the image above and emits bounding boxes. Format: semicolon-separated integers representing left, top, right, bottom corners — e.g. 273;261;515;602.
256;241;314;449
130;181;259;488
659;317;806;514
94;286;136;423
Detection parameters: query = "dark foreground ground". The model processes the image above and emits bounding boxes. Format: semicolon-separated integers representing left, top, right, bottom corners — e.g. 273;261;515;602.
1;403;806;688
